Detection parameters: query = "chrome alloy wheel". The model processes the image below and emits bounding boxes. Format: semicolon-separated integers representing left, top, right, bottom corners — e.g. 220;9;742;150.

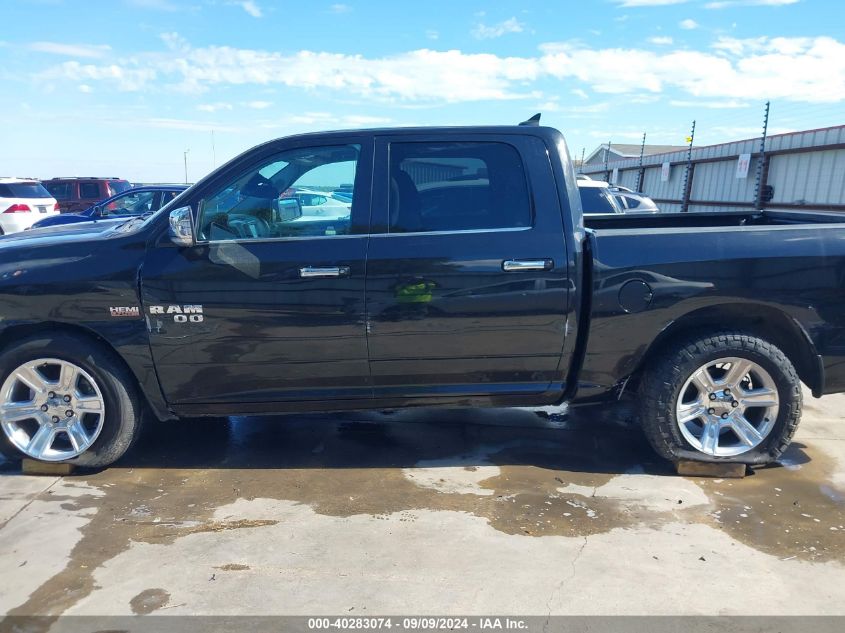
0;359;106;461
675;357;779;457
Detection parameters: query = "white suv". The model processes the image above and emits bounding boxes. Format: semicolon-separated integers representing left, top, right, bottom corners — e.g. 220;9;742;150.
0;178;60;234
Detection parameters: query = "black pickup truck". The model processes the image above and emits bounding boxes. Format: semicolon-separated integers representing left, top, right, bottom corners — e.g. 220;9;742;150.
1;124;844;468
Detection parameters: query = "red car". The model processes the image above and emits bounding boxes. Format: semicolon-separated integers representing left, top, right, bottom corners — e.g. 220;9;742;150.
42;177;131;213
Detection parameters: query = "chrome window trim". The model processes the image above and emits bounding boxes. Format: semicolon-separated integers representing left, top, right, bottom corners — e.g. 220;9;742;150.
196;225;532;246
199;233;367;246
369;226;532;238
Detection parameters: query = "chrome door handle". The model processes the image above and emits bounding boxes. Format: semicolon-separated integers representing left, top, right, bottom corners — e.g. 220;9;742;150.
299;266;350;278
502;259;552;272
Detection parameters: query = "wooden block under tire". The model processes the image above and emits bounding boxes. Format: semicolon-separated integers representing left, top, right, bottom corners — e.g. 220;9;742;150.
21;459;76;476
675;460;747;478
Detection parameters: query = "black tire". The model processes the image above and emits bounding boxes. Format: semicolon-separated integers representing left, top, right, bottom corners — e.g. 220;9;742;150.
0;333;144;468
638;331;802;465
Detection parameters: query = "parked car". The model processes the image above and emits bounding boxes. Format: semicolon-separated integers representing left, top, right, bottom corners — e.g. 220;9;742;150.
578;180;623;214
1;122;844;470
42;177;131;214
291;189;351;223
30;185;188;230
0;178;59;234
611;188;660;213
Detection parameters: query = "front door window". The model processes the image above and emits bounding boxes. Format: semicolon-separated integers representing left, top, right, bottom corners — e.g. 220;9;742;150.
198;144;360;241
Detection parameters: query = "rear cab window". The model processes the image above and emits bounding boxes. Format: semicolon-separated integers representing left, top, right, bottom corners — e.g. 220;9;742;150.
387;141;532;233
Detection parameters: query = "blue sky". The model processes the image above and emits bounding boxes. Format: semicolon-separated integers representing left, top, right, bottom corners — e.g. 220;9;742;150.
1;0;842;182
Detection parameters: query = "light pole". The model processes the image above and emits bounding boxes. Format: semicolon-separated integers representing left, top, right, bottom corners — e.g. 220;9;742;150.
183;149;190;184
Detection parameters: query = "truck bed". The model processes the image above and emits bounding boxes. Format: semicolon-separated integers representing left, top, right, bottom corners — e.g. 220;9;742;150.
575;207;845;404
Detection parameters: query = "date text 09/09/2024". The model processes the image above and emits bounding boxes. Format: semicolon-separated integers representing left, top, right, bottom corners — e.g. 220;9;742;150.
307;617;528;630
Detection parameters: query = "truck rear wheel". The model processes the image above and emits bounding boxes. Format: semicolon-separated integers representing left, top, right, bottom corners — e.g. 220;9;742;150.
0;333;144;468
638;332;802;465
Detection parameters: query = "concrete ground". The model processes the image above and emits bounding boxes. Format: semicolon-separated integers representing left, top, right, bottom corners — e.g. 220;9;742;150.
0;390;843;621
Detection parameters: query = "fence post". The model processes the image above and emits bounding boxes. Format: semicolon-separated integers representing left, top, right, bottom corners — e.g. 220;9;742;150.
636;132;646;192
754;101;771;210
681;120;695;212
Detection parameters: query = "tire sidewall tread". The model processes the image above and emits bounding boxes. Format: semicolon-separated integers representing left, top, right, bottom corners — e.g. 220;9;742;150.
0;333;144;468
639;331;802;465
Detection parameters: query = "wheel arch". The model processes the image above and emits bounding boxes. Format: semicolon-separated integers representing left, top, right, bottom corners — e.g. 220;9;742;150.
627;303;823;398
0;321;173;421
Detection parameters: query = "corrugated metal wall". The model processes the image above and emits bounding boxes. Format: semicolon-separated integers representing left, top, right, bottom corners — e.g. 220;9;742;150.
580;125;845;212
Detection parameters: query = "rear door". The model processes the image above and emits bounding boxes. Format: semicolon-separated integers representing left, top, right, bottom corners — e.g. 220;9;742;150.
78;181;101;212
365;133;571;398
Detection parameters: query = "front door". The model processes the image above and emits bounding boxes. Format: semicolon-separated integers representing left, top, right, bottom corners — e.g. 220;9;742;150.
365;134;572;399
141;137;373;406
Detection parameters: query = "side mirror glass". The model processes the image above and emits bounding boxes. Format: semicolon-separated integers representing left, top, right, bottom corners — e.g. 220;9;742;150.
168;205;195;247
92;205;104;216
277;197;302;223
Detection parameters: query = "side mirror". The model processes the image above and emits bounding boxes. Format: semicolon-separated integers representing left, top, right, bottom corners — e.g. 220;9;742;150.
277;197;302;223
168;205;195;247
92;205;104;217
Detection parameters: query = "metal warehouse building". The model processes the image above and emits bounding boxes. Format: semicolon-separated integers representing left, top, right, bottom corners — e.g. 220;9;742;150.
579;125;845;213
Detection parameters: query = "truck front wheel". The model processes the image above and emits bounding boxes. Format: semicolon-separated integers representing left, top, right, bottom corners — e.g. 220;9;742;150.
0;333;144;468
639;332;802;465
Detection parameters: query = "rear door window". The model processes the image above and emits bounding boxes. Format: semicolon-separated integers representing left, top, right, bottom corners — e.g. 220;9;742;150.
44;182;73;200
79;182;101;199
388;141;531;233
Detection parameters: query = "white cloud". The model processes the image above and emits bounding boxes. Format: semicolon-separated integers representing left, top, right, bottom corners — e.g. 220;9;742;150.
706;0;799;7
125;0;180;10
197;102;233;112
572;88;589;99
143;117;241;132
426;30;439;40
241;0;263;18
49;60;157;91
39;35;845;104
329;3;351;12
342;114;391;126
78;84;92;93
613;0;688;6
472;17;525;40
243;100;273;109
28;42;112;59
283;112;389;127
679;18;699;29
649;36;674;45
669;99;750;108
228;0;264;18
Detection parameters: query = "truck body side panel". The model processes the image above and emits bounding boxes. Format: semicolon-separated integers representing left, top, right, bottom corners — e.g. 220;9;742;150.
575;223;845;402
0;229;173;419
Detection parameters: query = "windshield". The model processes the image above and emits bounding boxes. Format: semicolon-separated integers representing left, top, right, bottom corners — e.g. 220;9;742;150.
116;187;187;232
0;182;52;199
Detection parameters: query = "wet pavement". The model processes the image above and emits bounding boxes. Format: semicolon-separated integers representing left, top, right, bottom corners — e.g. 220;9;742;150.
1;390;844;621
